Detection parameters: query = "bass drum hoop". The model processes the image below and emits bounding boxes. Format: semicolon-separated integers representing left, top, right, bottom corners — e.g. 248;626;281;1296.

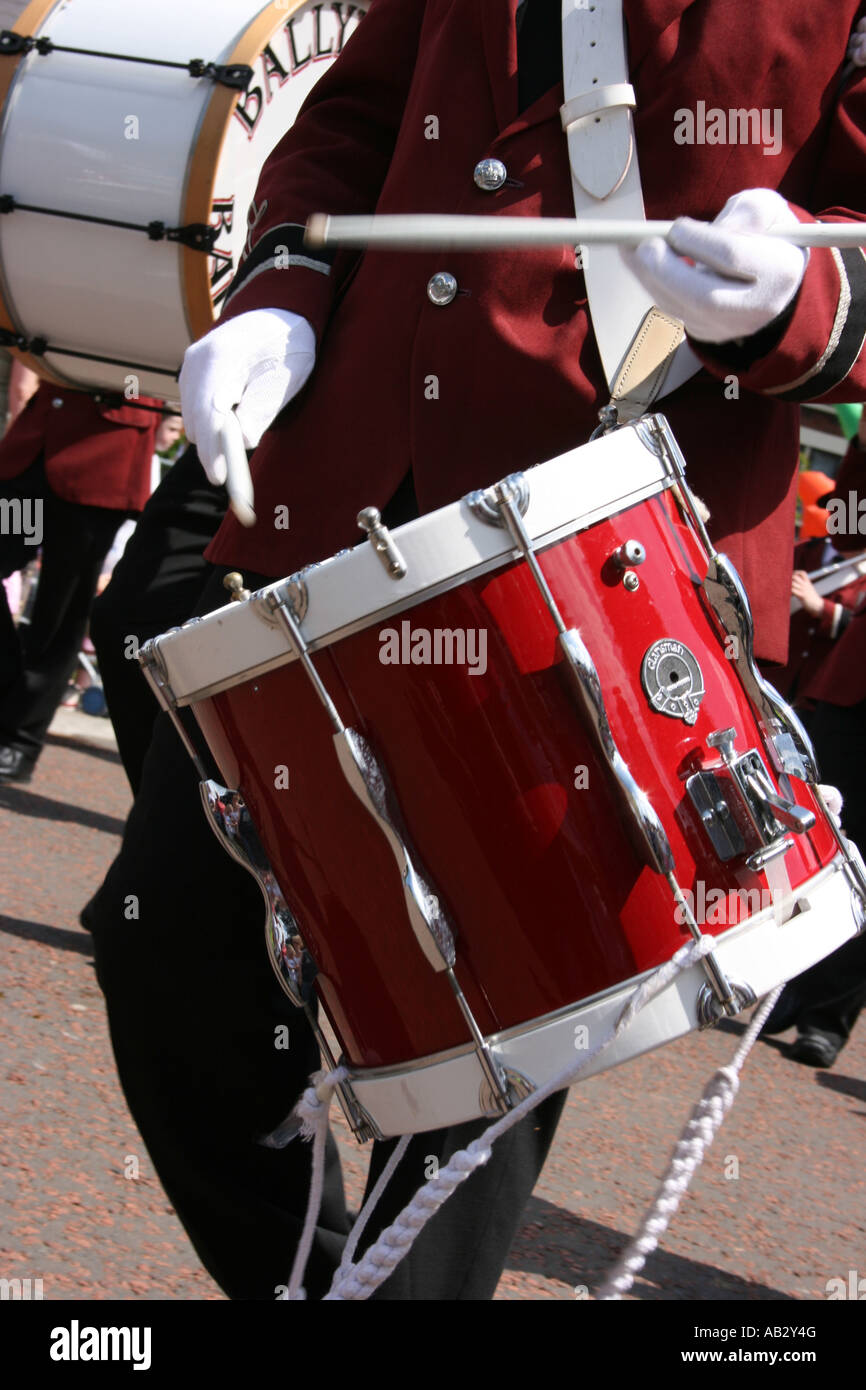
181;0;312;343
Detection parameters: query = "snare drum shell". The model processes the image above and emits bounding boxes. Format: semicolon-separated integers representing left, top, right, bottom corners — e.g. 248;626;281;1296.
170;426;841;1071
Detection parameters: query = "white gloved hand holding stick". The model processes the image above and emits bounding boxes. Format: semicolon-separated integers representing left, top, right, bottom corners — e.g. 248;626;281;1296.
625;189;809;344
179;308;317;522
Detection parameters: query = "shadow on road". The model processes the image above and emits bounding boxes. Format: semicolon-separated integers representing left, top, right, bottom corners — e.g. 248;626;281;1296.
816;1071;866;1104
45;733;122;768
0;786;125;837
0;913;95;957
507;1197;795;1300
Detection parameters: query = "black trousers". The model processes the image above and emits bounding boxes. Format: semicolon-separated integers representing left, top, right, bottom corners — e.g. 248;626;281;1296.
0;454;126;758
87;448;567;1300
90;445;228;794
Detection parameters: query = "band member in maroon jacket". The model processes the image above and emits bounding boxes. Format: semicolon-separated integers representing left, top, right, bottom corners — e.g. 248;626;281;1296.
773;539;866;706
0;368;159;782
790;429;866;705
84;0;866;1300
763;438;866;1066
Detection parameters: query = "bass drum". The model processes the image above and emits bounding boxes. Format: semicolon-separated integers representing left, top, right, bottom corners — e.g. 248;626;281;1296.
0;0;365;396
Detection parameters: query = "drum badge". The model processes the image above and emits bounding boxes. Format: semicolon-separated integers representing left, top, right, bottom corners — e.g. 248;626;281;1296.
641;639;705;725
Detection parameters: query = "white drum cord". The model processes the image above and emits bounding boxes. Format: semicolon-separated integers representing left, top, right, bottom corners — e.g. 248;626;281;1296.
596;982;782;1299
277;933;780;1301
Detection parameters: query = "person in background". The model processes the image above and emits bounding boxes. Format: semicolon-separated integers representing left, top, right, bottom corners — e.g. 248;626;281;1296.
763;430;866;1066
770;466;866;705
98;413;186;589
0;361;160;782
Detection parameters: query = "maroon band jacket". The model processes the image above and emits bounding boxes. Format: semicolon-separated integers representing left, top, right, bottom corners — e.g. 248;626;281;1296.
207;0;866;664
0;382;160;512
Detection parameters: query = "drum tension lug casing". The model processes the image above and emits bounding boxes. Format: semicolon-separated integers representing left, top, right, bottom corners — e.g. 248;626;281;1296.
696;980;757;1029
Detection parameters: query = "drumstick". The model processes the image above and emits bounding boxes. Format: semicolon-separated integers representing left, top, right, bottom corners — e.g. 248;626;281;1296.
305;213;866;252
219;411;256;528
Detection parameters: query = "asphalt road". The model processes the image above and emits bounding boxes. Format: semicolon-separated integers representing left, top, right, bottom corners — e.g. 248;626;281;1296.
1;710;864;1302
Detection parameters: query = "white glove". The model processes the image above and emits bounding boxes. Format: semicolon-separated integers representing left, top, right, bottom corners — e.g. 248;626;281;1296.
849;16;866;67
180;308;316;485
818;783;844;828
625;189;808;344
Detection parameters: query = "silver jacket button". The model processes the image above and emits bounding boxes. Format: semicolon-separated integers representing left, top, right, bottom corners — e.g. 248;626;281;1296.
51;397;64;408
427;271;458;306
474;157;507;191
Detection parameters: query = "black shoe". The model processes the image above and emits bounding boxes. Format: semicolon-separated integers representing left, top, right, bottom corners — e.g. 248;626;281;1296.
0;745;37;784
788;1027;843;1069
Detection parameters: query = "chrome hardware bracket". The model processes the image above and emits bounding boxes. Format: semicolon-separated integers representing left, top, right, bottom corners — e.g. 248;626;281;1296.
269;572;309;624
613;539;646;569
695;726;815;868
139;637;209;778
702;555;819;782
696;979;757;1028
466;472;530;527
199;781;315;1011
590;402;620;438
478;1065;535;1117
559;628;674;874
199;778;378;1143
357;506;407;579
747;840;794;872
685;769;746;862
334;728;457;973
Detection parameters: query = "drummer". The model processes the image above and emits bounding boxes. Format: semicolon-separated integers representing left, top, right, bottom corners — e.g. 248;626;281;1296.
85;0;866;1300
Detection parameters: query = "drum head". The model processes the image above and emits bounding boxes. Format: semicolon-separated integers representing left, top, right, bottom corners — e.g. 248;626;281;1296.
0;0;364;395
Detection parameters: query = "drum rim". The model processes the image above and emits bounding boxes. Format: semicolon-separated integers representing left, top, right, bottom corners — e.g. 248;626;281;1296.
182;0;316;342
147;419;683;706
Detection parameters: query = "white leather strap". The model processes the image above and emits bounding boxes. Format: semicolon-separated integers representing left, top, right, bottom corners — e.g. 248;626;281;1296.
561;0;700;413
560;83;635;134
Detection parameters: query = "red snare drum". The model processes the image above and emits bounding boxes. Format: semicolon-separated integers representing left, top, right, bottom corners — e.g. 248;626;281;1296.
142;416;865;1138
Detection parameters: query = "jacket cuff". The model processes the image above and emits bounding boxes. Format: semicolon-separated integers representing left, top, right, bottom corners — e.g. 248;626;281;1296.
818;599;840;637
690;207;866;400
217;223;337;342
